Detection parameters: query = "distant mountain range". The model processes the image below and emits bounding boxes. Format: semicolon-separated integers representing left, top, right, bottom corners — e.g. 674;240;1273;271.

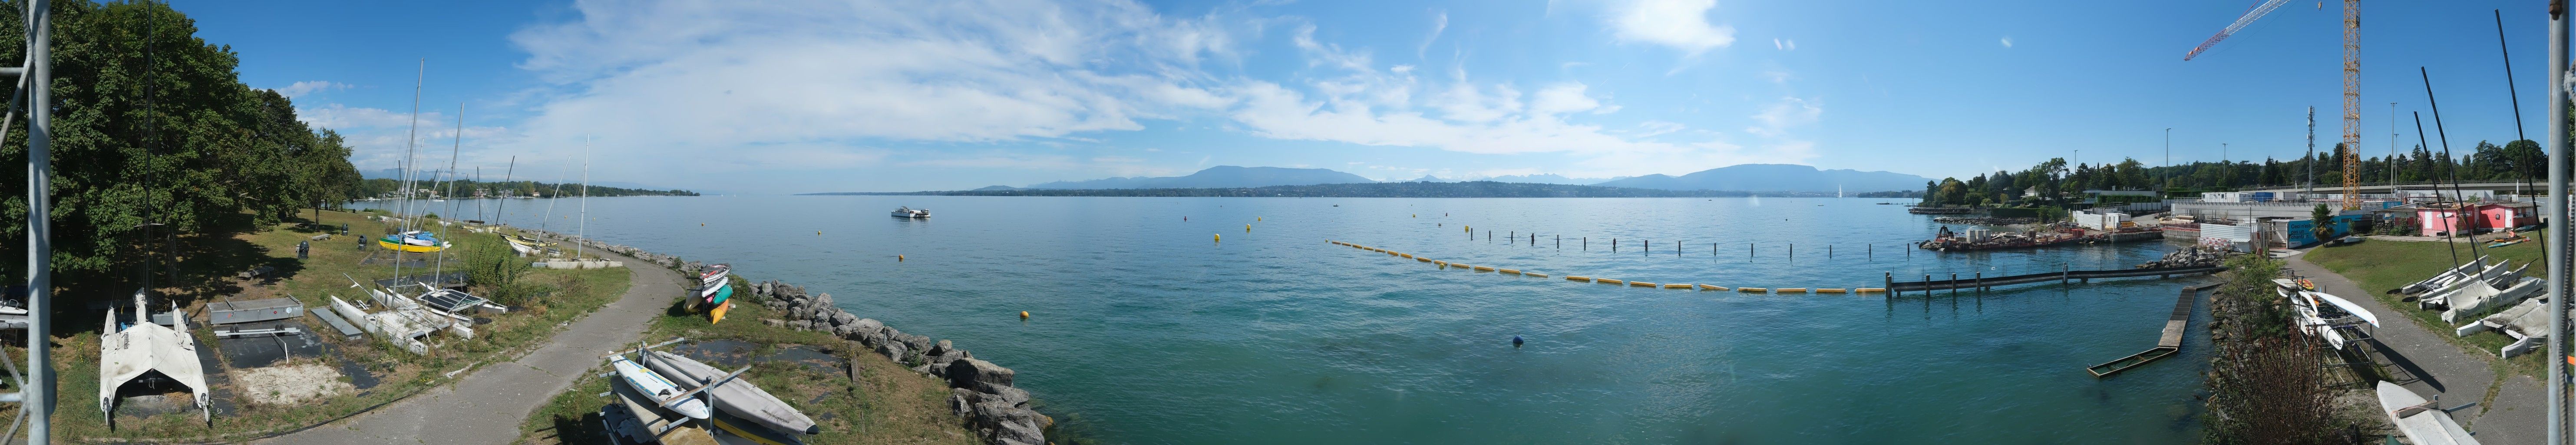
1591;164;1929;193
887;163;1926;195
1022;166;1377;189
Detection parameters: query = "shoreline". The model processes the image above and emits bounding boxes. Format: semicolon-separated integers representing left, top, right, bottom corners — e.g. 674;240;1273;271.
514;228;1058;445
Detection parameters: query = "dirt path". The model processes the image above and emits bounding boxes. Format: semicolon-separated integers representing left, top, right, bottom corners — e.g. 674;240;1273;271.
255;251;679;445
2281;257;2542;444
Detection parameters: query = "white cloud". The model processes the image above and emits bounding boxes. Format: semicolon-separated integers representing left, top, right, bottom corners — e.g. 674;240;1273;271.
1419;10;1447;58
1606;0;1735;55
1772;38;1794;51
2000;37;2013;48
491;0;1810;186
1746;96;1820;138
275;81;349;98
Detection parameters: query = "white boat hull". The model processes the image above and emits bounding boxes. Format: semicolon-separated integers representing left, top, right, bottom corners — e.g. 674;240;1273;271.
614;357;711;419
2377;381;2480;445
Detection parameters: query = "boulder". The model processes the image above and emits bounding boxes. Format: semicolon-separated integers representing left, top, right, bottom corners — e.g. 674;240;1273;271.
910;364;935;375
852;318;885;333
950;388;978;418
901;335;933;353
970;402;1046;445
761;319;785;328
977;382;1030;408
946;358;1015;389
875;341;908;360
832;311;857;326
927;340;954;357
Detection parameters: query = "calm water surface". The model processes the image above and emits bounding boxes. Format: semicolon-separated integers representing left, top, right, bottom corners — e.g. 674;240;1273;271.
366;196;2209;444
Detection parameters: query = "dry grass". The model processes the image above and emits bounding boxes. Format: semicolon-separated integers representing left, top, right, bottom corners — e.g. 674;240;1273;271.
517;287;978;445
14;209;633;442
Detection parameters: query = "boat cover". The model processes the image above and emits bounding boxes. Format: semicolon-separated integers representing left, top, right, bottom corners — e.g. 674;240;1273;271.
2443;277;2544;324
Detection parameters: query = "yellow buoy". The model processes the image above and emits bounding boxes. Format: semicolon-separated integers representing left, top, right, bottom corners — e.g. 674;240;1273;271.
898;255;905;261
1246;224;1252;232
1214;233;1222;242
1257;217;1262;221
1020;311;1030;319
700;223;705;226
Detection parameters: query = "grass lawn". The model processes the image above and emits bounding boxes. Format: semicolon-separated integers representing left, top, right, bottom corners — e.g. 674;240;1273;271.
2302;236;2550;381
516;280;979;445
13;209;632;442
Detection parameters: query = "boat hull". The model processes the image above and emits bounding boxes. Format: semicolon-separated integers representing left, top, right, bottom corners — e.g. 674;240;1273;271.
377;238;448;253
613;357;712;419
647;350;819;435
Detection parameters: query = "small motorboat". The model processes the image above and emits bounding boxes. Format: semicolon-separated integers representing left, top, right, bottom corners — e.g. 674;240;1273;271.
891;206;930;218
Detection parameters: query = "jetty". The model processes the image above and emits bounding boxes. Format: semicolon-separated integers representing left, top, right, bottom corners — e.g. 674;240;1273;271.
1884;265;2226;293
2085;283;2213;377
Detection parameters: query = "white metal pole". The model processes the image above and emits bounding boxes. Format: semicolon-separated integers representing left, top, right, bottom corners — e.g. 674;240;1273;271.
23;1;52;441
2546;2;2567;443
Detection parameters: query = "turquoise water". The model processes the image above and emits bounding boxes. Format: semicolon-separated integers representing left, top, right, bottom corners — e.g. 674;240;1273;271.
365;196;2210;443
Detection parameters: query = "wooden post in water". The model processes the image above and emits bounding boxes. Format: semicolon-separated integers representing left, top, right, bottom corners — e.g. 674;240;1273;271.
1925;275;1932;298
1583;237;1587;249
1612;239;1617;251
1950;273;1958;297
1975;272;1982;293
1886;272;1893;296
1869;244;1873;258
1645;239;1650;255
1828;245;1833;258
1790;243;1795;259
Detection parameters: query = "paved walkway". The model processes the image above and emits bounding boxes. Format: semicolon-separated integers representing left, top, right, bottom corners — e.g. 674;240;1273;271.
257;251;679;445
2282;257;2542;445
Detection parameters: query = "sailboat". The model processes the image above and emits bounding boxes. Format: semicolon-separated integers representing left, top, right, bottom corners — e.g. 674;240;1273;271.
379;230;449;253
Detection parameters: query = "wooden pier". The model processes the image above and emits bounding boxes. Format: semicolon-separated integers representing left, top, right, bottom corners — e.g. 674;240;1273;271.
2087;283;2217;378
1884;265;2224;294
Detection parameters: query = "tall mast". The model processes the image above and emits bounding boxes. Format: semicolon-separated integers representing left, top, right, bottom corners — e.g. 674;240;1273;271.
578;136;591;259
394;59;424;279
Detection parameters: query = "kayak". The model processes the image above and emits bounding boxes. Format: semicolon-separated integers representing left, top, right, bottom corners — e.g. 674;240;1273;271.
710;301;730;324
611;355;710;419
646;350;819;435
703;283;734;306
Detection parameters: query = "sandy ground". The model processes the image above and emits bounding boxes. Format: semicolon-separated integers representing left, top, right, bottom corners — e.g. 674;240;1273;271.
233;363;354;406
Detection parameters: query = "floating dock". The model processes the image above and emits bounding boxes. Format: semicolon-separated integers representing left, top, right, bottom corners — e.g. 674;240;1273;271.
2086;283;2212;378
1886;266;2225;294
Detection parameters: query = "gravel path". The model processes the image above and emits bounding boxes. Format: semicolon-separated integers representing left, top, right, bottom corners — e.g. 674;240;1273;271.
256;251;678;445
2282;257;2541;444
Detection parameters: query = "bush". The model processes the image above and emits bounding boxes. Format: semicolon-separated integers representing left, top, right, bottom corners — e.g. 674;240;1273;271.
463;234;538;304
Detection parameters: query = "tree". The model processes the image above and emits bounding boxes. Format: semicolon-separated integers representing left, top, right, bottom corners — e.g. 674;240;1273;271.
2309;204;2334;242
0;1;361;283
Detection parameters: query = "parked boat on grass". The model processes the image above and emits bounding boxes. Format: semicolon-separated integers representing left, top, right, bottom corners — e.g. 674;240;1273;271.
98;289;211;423
645;350;821;435
611;355;712;419
378;230;450;253
2376;381;2480;445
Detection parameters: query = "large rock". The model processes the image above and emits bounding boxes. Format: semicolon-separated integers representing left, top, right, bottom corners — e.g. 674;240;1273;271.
832;311;857;326
901;334;933;353
977;382;1030;408
946;358;1015;389
875;340;909;360
852;318;885;333
761;319;785;328
970;402;1047;445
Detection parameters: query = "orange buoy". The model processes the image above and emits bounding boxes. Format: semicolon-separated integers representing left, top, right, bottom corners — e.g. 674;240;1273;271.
898;255;905;261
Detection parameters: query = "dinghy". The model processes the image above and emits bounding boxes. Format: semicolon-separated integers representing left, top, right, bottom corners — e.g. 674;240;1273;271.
612;355;712;419
377;230;449;253
646;350;820;435
2404;258;2490;295
2376;381;2480;445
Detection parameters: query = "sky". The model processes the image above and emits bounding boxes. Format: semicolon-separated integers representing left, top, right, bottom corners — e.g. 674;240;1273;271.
182;0;2561;194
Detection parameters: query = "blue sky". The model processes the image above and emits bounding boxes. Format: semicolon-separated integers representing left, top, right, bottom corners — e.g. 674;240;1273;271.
185;0;2554;193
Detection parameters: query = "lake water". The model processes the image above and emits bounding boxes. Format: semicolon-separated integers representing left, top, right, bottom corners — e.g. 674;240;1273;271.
358;196;2210;444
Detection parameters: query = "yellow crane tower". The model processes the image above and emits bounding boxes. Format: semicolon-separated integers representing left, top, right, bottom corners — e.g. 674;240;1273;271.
2185;0;2364;209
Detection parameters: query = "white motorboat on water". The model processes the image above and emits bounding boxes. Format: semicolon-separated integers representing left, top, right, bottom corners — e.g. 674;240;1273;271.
891;206;930;218
99;289;211;423
2377;381;2480;445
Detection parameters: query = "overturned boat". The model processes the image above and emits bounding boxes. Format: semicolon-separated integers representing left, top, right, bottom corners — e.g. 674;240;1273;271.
98;289;211;423
2377;381;2480;445
645;350;819;435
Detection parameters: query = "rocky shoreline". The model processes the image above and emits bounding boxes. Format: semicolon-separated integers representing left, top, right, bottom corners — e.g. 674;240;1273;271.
522;229;1054;445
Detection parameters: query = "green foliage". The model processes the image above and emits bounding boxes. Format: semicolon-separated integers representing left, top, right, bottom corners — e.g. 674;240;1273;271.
0;0;361;279
2308;204;2334;241
351;177;697;199
462;234;537;305
2219;255;2291;339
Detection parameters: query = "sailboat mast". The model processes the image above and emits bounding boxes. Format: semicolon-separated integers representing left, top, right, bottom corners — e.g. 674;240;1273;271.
394;59;425;279
578;136;590;259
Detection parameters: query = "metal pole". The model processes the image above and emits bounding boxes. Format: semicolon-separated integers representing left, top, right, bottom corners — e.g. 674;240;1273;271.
25;1;52;440
2542;2;2566;442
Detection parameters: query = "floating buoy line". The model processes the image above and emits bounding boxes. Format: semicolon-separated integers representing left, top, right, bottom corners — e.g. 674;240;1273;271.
1328;240;1885;293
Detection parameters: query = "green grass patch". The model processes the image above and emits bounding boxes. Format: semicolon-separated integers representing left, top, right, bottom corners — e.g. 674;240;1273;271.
30;209;632;442
518;279;980;445
2303;237;2550;380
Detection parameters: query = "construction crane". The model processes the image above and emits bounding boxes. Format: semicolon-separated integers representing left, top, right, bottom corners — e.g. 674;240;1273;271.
2187;0;2364;210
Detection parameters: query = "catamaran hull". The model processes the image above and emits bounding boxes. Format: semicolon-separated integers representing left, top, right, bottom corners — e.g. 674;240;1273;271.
646;350;819;435
378;238;448;253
